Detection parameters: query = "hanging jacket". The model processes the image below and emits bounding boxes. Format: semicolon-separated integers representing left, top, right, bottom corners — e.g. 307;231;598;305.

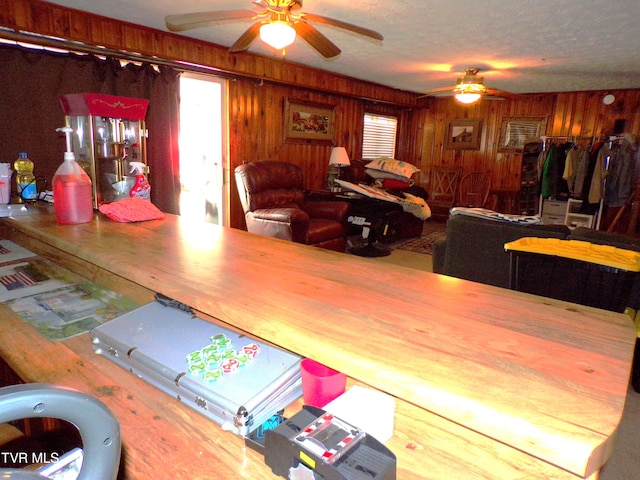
589;146;611;204
581;142;604;209
605;140;636;207
572;148;590;198
562;144;581;194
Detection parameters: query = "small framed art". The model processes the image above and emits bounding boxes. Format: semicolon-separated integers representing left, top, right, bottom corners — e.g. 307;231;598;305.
284;98;335;145
444;119;482;150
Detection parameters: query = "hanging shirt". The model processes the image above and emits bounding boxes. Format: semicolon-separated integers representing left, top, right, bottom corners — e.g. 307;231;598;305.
572;148;590;198
581;141;604;208
540;145;556;198
589;146;611;204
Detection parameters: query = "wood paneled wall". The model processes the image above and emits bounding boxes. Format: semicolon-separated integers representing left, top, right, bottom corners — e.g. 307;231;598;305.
2;0;639;227
420;89;640;199
227;79;426;228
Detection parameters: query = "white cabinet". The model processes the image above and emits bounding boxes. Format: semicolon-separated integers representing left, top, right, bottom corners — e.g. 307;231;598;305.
541;198;595;229
564;199;595;229
541;199;567;225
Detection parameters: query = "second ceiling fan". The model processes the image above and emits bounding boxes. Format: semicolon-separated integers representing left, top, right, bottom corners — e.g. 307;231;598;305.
423;68;517;104
165;0;383;59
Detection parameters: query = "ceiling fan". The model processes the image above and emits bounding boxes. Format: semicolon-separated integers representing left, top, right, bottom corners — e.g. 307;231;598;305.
165;0;384;59
422;68;516;104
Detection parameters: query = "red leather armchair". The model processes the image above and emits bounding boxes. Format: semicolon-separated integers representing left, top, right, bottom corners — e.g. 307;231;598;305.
234;161;350;252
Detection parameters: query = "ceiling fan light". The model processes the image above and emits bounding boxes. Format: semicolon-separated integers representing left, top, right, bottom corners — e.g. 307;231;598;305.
456;83;485;93
260;21;296;50
453;74;486;104
454;92;482;104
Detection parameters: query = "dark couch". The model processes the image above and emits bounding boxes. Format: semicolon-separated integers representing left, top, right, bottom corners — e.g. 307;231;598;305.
432;214;571;289
433;214;640;310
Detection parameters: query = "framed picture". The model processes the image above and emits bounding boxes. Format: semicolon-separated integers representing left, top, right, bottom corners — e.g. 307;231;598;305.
444;119;482;150
499;116;546;152
284;99;335;144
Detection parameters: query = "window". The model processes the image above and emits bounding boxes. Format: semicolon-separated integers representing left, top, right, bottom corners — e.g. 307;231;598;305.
362;113;398;159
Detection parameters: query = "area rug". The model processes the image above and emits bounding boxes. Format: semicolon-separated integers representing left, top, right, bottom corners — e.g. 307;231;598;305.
395;230;446;255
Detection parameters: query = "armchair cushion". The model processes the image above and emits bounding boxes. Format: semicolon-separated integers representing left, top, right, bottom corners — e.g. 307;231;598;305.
301;201;350;223
247;189;305;212
306;218;347;245
250;207;309;225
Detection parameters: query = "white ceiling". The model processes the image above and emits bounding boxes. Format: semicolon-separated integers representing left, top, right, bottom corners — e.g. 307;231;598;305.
44;0;640;95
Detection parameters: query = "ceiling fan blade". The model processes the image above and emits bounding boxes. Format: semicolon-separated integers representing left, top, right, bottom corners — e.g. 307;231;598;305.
422;86;457;95
485;87;517;99
419;91;509;101
165;10;256;32
293;21;341;59
482;95;506;101
252;0;272;8
300;13;383;41
229;22;262;52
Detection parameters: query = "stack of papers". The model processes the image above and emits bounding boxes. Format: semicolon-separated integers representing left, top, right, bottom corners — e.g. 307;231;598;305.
0;240;137;340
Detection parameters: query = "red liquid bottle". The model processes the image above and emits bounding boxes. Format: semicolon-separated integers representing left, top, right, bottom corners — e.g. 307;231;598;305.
53;127;93;224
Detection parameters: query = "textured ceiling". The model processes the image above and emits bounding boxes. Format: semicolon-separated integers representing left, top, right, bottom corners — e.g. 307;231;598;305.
43;0;640;95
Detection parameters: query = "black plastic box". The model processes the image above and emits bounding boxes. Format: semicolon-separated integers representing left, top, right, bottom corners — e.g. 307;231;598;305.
509;252;637;313
505;238;640;313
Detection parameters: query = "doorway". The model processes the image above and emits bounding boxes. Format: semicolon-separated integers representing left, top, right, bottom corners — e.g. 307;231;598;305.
178;73;228;225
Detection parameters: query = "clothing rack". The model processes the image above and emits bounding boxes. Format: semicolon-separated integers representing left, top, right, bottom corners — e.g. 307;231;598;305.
540;135;594;151
538;135;629;229
538;135;601;228
606;135;626;148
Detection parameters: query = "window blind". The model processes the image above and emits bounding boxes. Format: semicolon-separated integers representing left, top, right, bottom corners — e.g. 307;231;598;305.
362;113;397;159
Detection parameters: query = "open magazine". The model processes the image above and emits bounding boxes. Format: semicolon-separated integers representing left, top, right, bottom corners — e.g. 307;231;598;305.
0;239;37;264
0;257;138;341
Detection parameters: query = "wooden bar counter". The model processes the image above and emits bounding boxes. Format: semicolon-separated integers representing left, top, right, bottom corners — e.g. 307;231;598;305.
0;206;636;479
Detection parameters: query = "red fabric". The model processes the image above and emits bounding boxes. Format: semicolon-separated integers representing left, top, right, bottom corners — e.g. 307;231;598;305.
99;197;165;222
382;178;412;189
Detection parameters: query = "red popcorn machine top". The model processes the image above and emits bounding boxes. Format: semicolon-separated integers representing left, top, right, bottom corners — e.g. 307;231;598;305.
59;93;149;208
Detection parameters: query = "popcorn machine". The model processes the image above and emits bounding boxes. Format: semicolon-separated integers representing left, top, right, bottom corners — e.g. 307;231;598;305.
58;93;149;208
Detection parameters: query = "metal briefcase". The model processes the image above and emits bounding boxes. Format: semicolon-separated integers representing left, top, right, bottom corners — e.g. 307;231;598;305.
90;301;302;436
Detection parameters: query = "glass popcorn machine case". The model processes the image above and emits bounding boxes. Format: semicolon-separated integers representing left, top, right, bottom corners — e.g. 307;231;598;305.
59;93;149;208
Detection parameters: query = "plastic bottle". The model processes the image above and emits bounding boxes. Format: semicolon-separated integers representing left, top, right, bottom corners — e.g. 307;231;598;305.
14;152;37;203
53;127;94;225
129;162;151;201
0;163;12;205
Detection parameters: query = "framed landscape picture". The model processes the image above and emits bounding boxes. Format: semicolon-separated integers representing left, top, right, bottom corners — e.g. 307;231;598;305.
444;119;482;150
284;99;335;145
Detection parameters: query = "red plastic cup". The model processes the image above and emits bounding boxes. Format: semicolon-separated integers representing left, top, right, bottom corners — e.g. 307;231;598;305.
300;358;347;408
